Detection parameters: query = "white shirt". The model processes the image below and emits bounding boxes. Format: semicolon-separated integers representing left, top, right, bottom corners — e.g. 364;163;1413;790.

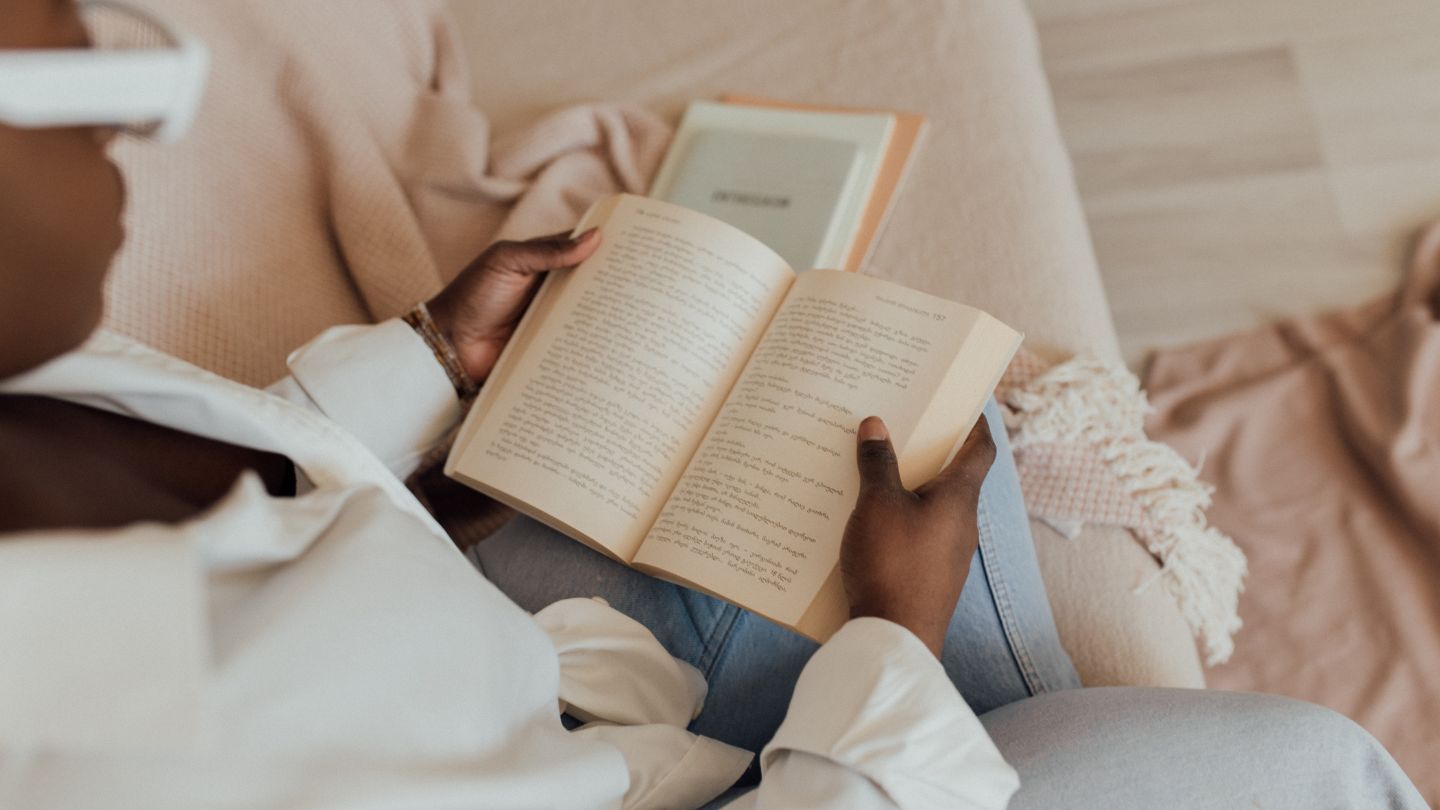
0;322;1018;809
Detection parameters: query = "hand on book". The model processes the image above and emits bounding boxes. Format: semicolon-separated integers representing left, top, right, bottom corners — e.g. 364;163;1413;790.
427;228;601;383
840;416;996;658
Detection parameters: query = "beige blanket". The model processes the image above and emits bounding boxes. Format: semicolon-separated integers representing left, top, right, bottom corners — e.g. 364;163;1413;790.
102;0;669;387
1144;224;1440;800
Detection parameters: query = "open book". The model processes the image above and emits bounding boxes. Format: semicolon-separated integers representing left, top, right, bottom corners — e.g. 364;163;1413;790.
446;194;1021;641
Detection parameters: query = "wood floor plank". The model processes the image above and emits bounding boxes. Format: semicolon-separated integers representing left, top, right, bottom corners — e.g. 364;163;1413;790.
1032;0;1440;366
1295;25;1440;167
1049;47;1325;196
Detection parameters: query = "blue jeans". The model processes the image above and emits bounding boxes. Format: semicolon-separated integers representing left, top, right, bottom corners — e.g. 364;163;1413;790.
471;399;1080;757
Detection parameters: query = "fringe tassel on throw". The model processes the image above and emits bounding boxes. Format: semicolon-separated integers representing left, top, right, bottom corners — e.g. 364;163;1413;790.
1001;356;1247;666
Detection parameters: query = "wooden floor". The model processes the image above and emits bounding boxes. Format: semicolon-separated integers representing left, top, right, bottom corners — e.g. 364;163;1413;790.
1028;0;1440;367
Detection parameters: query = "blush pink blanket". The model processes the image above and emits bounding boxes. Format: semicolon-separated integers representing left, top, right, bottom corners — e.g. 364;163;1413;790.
101;0;670;388
1144;225;1440;800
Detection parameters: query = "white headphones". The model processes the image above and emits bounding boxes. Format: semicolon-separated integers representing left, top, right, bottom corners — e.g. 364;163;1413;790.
0;0;208;143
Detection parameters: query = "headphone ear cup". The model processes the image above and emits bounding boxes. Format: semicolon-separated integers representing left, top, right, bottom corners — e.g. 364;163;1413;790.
0;2;208;143
147;38;208;144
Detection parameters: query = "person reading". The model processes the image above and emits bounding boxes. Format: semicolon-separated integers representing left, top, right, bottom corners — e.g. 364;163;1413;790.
0;2;1423;808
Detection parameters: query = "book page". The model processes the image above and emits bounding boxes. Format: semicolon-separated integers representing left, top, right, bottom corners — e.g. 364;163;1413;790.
446;194;794;561
634;270;999;624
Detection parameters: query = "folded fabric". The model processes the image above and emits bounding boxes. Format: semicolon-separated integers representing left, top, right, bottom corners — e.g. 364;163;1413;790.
1143;222;1440;799
98;0;670;387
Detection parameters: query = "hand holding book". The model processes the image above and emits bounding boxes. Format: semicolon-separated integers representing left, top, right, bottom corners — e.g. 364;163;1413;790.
445;193;1021;642
841;415;995;658
426;228;602;384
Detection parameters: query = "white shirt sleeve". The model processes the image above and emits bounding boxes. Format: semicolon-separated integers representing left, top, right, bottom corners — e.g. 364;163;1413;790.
0;530;209;752
267;319;463;479
726;618;1019;809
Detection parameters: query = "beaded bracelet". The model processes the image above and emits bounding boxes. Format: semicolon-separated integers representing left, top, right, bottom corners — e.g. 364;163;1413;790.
402;301;480;399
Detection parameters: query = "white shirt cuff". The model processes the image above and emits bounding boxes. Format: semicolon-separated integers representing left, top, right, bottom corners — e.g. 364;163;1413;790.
282;319;462;478
759;618;1020;809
